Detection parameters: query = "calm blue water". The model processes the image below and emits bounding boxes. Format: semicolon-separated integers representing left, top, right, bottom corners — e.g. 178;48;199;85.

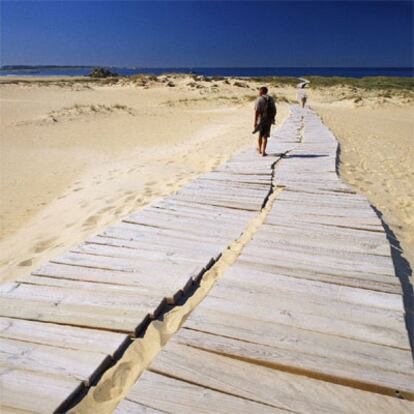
0;66;412;78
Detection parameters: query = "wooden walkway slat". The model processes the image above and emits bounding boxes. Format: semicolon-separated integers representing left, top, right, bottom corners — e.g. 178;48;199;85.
115;370;289;414
0;368;82;414
0;337;111;383
0;317;128;355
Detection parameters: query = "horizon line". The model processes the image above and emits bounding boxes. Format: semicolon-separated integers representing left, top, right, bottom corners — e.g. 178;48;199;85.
1;65;414;69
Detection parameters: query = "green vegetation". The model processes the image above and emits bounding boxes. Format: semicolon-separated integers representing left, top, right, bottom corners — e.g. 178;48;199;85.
249;76;299;87
247;75;413;91
88;67;119;78
304;76;413;90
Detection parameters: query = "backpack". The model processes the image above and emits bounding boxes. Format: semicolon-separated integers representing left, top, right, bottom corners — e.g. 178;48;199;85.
263;95;276;122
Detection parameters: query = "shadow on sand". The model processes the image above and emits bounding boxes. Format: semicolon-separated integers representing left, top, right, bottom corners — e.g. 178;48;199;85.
373;206;414;360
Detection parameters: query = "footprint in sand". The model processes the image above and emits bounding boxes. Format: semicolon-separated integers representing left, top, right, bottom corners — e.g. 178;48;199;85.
83;215;99;228
98;206;114;214
124;195;136;203
33;237;58;253
18;258;33;267
105;197;118;205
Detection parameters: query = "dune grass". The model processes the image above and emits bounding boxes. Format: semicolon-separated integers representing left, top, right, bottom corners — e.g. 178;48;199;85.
248;75;413;91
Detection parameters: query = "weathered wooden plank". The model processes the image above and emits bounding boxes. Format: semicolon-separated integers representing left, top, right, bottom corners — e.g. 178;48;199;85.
0;317;128;356
267;209;383;230
72;242;211;266
179;181;269;196
270;201;381;222
18;275;182;304
115;370;288;414
238;254;402;294
0;282;165;332
31;263;192;294
150;199;257;220
0;337;111;384
126;207;254;229
0;368;81;414
124;214;249;236
87;235;221;257
222;264;402;310
277;189;370;205
103;221;231;249
252;222;391;256
53;251;202;276
166;195;263;212
240;252;397;285
115;397;168;414
242;243;395;276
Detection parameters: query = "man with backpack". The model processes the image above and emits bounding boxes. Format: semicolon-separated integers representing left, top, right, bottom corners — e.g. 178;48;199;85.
253;86;277;157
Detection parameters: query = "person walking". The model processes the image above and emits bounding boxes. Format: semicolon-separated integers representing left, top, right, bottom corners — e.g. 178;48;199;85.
297;87;307;108
253;86;276;157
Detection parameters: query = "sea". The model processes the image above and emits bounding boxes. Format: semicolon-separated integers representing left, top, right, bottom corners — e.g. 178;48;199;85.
0;66;413;78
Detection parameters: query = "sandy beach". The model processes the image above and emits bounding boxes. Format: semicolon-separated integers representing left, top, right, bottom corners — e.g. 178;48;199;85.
0;75;413;283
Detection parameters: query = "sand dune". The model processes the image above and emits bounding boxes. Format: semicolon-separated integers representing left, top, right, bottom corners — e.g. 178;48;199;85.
13;103;135;127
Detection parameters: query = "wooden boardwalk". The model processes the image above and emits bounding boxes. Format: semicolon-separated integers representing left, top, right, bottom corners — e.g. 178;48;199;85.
115;108;414;413
0;106;412;413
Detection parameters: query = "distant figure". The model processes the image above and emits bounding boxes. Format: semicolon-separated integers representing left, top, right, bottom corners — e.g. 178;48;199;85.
297;87;307;108
253;86;276;157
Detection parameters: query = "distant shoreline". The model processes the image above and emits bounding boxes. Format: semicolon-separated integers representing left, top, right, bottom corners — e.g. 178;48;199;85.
1;66;413;78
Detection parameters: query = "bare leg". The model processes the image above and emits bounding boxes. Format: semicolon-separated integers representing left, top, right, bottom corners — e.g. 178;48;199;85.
261;136;268;156
257;136;262;154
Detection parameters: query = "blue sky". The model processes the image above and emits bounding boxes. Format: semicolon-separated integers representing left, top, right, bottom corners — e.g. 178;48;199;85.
1;0;413;67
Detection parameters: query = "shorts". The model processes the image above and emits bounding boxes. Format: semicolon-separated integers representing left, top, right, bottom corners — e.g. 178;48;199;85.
259;121;272;138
